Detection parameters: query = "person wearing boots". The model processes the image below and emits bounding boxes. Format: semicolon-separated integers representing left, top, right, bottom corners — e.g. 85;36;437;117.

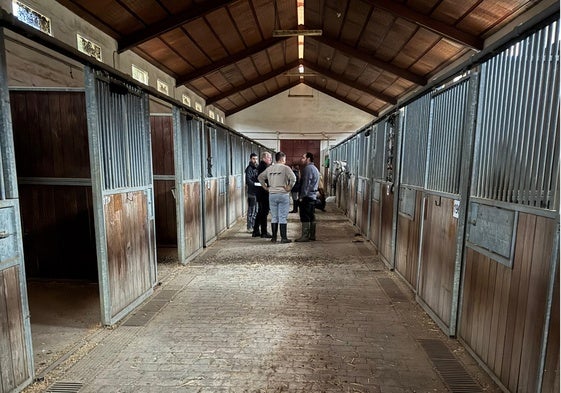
290;165;300;213
252;152;273;238
245;153;259;232
295;152;320;242
258;152;296;243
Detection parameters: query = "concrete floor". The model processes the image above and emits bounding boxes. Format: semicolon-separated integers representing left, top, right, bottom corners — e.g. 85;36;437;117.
23;203;501;393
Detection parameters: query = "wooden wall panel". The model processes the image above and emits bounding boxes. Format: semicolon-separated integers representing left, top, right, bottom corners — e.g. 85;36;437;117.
395;191;422;289
228;175;242;226
348;177;357;224
150;116;176;246
380;183;394;264
369;200;380;248
280;139;320;168
10;91;90;178
105;191;152;317
459;213;557;392
204;179;218;242
0;266;30;393
418;195;457;326
542;270;559;392
150;116;174;176
19;184;97;280
153;180;176;246
183;182;202;257
357;181;370;235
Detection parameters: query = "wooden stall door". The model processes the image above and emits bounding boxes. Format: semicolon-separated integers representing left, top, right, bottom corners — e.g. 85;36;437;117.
0;32;33;392
418;194;458;329
150;115;177;247
85;67;156;326
379;183;394;266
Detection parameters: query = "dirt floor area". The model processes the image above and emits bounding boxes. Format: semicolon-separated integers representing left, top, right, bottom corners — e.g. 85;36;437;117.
27;248;180;379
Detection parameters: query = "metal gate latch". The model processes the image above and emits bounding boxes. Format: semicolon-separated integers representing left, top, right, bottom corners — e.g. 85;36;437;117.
0;231;10;239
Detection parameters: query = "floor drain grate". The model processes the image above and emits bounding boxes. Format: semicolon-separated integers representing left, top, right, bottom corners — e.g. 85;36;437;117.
418;339;483;393
45;381;83;392
377;277;409;302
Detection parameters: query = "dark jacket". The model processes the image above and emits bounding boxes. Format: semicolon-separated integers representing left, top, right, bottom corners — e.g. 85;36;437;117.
255;160;270;201
245;162;259;195
291;169;301;193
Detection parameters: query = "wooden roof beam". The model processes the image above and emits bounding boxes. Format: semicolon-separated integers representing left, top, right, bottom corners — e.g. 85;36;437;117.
302;80;380;117
310;35;427;86
363;0;483;50
118;0;236;52
225;80;302;116
300;60;397;104
176;37;289;86
206;61;301;105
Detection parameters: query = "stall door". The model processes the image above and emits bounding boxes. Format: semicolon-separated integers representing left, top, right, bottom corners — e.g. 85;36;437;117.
0;32;34;393
85;67;157;326
173;109;203;264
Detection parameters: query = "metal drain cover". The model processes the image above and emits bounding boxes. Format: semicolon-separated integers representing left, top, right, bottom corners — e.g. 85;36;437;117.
45;381;83;392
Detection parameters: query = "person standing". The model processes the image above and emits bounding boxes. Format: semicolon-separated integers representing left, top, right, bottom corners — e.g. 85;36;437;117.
295;152;320;242
258;152;296;243
244;153;259;232
290;165;300;213
252;152;273;238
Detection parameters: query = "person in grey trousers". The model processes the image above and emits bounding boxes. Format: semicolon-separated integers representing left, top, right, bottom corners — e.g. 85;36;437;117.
258;152;296;243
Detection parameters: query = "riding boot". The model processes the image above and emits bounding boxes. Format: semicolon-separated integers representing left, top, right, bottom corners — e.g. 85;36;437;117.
295;222;311;242
270;223;278;242
290;200;299;213
309;222;316;241
280;224;291;243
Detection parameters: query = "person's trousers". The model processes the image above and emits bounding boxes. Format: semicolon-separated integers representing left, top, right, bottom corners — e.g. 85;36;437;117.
298;197;316;223
269;193;290;224
246;194;258;230
253;196;270;234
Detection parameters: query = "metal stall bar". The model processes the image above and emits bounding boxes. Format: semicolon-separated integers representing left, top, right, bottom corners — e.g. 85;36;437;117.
172;107;186;264
0;29;34;393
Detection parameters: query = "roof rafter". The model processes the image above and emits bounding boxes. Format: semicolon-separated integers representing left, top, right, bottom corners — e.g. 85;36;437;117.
303;80;379;117
300;60;397;104
118;0;236;52
176;37;290;86
225;80;302;116
310;35;427;86
206;61;301;105
363;0;483;50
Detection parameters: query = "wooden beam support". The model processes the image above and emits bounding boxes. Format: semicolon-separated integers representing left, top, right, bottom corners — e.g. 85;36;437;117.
300;60;397;104
225;80;302;116
176;37;289;86
310;36;427;86
206;61;301;105
364;0;483;50
118;0;236;52
302;80;380;117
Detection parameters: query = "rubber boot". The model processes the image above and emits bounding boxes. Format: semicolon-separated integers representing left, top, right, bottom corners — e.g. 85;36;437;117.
270;223;278;242
280;224;291;243
295;222;311;242
309;222;316;241
290;200;299;213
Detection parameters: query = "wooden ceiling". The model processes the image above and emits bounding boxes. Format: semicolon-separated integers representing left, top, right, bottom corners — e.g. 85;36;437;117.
55;0;541;117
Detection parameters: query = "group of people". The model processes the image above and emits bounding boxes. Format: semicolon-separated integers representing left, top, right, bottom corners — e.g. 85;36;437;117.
245;151;321;243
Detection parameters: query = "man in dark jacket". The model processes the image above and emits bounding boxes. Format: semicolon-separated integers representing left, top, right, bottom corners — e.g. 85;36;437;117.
252;152;272;238
244;153;259;232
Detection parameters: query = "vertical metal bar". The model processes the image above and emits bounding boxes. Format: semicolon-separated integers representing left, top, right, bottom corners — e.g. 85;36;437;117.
0;31;13;200
528;28;546;206
390;111;403;270
537;221;559;392
477;63;492;200
450;72;480;336
173;108;186;264
84;66;111;325
485;56;500;200
541;23;559;209
198;119;207;247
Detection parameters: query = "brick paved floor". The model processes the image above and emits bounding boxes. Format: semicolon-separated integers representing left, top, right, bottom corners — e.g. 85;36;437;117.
37;205;501;393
